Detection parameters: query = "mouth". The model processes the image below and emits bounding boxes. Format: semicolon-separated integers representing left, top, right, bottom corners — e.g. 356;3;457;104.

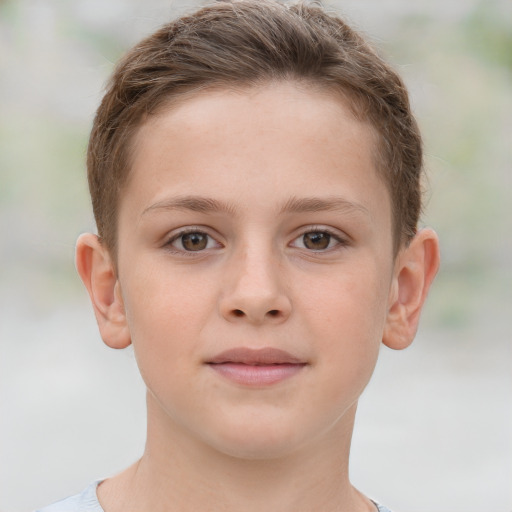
206;347;307;386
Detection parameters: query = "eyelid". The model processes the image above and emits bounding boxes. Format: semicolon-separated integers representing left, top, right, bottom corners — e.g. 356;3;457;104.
289;225;350;251
165;226;223;253
162;224;349;254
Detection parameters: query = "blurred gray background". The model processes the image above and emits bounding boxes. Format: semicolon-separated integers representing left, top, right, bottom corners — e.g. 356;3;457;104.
1;0;511;511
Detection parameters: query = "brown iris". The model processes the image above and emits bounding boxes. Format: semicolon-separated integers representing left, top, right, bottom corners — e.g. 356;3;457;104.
303;232;331;250
181;232;208;251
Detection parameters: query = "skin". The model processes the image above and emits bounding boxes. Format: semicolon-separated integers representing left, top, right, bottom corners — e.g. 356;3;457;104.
77;82;440;512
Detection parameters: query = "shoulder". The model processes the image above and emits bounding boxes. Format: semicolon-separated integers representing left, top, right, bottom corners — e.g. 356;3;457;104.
374;504;394;512
35;481;104;512
371;500;394;512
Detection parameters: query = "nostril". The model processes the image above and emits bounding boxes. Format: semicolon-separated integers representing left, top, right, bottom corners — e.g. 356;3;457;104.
268;310;279;317
233;309;244;317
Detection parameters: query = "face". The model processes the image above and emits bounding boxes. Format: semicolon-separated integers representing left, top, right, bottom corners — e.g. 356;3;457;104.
115;82;396;459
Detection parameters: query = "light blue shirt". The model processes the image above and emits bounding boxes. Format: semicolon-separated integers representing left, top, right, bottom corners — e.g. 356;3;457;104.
36;480;393;512
36;481;103;512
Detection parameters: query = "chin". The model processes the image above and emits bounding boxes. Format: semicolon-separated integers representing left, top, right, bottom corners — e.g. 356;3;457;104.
212;437;303;461
199;415;314;461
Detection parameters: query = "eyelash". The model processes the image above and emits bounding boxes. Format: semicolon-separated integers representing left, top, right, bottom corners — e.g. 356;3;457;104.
164;226;349;255
290;227;348;252
165;227;222;255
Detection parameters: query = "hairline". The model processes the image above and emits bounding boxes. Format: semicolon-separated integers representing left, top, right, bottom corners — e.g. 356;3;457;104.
106;78;398;262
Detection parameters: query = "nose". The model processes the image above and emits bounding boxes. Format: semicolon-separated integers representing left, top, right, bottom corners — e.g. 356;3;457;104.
219;244;292;325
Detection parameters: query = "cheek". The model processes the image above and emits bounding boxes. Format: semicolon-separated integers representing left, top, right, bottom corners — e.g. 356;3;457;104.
119;266;213;381
301;262;390;339
122;259;213;331
298;262;390;385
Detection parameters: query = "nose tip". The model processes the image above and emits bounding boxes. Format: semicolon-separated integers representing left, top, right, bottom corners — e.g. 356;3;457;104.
220;275;292;325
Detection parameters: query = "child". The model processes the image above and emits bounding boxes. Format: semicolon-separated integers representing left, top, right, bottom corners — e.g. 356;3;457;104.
37;1;439;511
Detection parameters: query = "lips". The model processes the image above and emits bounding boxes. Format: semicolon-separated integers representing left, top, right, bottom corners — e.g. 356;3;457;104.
206;347;307;386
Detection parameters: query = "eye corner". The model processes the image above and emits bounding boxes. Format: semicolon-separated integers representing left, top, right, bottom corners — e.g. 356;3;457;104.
165;227;223;254
289;226;350;253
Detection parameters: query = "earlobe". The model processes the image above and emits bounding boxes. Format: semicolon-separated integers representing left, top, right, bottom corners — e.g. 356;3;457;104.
383;228;440;350
75;233;131;349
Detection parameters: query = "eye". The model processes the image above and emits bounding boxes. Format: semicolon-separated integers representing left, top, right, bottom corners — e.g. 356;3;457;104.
291;229;345;251
168;230;220;252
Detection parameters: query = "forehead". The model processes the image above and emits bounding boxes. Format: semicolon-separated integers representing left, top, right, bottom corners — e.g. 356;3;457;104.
123;82;390;225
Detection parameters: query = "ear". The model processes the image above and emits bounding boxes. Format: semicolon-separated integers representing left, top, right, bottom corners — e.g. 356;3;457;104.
383;228;440;350
75;233;131;349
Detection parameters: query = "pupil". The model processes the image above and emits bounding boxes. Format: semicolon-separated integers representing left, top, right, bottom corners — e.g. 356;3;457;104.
182;233;207;251
304;232;330;250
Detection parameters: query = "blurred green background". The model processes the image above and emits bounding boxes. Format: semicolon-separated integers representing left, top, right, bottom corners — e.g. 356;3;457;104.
1;1;510;511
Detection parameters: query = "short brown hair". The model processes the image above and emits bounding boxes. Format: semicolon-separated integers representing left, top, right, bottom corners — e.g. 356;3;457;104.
87;0;422;256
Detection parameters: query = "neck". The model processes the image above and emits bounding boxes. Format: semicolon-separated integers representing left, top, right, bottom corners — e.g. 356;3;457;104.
98;395;373;512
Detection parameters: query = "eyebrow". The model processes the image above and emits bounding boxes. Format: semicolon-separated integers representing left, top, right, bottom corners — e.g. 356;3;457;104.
141;195;370;218
141;196;238;217
280;196;371;217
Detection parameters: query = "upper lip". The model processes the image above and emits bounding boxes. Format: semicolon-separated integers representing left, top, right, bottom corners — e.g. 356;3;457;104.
207;347;305;365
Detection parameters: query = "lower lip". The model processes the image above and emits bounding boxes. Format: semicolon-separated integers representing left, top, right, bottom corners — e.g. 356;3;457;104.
208;363;306;386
